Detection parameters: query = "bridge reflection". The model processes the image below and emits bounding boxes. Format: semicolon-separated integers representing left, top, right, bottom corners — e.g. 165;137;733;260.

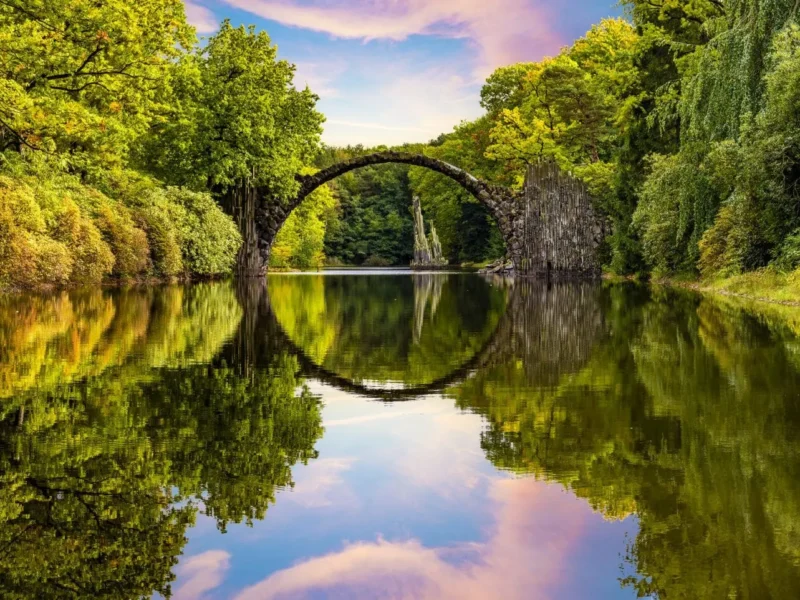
229;275;606;401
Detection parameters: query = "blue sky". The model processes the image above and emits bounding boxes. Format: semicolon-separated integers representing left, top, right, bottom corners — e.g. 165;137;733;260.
183;1;622;146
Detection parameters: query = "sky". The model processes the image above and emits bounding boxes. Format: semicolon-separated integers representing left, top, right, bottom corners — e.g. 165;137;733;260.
183;1;622;147
167;386;638;599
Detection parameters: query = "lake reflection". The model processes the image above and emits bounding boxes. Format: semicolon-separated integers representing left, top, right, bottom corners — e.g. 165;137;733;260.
1;275;800;599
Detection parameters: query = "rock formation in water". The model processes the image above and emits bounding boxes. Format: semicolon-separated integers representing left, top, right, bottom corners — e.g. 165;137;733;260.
429;225;445;264
411;196;448;270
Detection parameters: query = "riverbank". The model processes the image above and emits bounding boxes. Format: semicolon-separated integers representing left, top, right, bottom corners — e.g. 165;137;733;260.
654;269;800;308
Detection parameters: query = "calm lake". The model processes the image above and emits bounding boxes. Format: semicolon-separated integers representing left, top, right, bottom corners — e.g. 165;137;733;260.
2;272;800;599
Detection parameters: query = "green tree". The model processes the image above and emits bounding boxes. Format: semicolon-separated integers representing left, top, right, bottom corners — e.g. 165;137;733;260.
629;0;800;278
0;2;242;288
0;0;193;172
139;20;324;275
321;153;415;266
485;19;639;201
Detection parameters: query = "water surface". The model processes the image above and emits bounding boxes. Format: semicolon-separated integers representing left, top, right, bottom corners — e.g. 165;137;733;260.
1;273;800;599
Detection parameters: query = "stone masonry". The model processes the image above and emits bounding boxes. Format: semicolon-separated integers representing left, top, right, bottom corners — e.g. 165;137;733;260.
253;152;604;278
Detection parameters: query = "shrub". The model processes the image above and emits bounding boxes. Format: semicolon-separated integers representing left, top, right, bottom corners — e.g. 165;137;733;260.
0;209;38;288
0;176;73;288
33;235;73;284
0;159;240;286
51;199;115;283
363;255;392;267
634;151;719;276
165;188;241;276
133;194;184;277
698;194;764;279
774;229;800;272
94;200;152;278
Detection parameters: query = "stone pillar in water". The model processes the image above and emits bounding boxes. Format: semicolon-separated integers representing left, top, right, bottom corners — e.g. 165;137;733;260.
429;225;446;265
412;196;448;269
412;196;432;267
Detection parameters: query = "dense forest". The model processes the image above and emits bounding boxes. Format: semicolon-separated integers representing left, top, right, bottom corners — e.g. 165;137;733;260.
2;0;800;284
0;0;322;288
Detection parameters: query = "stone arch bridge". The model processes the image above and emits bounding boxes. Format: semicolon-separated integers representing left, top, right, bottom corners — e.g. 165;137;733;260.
250;152;605;278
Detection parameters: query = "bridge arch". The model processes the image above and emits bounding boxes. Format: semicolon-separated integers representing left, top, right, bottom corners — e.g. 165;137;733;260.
253;151;521;274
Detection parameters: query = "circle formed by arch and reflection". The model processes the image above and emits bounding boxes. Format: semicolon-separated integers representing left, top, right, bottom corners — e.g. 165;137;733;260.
267;273;508;394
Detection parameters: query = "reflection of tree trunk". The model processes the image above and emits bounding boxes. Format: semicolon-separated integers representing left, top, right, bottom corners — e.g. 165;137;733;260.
222;182;267;277
228;279;290;374
230;279;268;375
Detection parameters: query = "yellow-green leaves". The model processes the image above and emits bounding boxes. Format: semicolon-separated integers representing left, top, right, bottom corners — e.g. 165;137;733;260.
0;0;194;169
484;19;638;200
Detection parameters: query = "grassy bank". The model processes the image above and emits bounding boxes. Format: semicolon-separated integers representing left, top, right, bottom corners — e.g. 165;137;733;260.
656;269;800;307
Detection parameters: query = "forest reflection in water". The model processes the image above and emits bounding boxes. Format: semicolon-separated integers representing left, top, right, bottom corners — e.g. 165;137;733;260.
0;275;799;599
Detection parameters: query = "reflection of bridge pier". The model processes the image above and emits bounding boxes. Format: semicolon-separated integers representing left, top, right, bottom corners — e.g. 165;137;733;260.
475;279;605;386
229;277;605;400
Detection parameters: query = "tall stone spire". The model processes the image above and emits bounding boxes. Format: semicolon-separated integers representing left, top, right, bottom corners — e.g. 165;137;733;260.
411;196;432;267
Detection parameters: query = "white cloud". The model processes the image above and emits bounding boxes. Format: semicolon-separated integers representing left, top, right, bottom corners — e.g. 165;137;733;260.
173;550;230;600
216;1;564;146
319;63;484;146
326;120;430;133
292;60;345;98
185;1;219;34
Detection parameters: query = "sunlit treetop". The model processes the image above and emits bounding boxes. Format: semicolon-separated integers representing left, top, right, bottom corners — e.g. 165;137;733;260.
0;0;194;171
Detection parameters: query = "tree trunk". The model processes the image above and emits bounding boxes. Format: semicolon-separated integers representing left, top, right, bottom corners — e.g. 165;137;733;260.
225;182;268;277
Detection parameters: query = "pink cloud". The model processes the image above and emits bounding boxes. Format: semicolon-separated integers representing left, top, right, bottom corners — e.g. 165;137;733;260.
286;457;357;508
233;479;590;600
222;0;563;76
173;550;230;600
185;1;219;34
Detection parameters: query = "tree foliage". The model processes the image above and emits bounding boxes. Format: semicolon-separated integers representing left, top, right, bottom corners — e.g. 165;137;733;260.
318;147;417;266
627;0;800;278
139;20;323;200
0;0;193;171
0;2;330;285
